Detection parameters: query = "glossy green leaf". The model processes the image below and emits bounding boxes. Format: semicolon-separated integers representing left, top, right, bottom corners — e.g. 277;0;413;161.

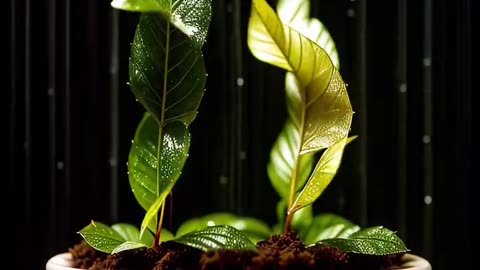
267;119;313;199
321;226;409;255
176;212;271;243
290;136;355;213
303;214;360;245
248;0;353;155
130;13;208;127
78;221;125;254
111;223;154;246
111;0;211;47
277;0;339;69
129;114;191;217
173;225;256;252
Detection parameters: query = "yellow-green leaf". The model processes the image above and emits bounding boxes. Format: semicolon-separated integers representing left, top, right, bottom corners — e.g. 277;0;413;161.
277;0;310;27
290;136;356;213
248;0;352;154
277;0;339;69
140;193;168;236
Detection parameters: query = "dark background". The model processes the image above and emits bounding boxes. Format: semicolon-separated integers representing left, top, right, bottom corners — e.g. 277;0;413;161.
6;0;475;269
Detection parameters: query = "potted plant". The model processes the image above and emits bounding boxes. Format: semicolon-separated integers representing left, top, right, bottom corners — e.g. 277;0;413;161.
46;0;431;269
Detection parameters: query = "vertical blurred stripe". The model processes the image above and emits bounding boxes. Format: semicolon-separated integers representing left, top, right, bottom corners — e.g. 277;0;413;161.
64;0;72;232
9;0;17;219
47;0;57;250
232;0;244;214
357;0;368;228
396;0;407;240
422;0;433;261
24;0;32;237
109;8;120;222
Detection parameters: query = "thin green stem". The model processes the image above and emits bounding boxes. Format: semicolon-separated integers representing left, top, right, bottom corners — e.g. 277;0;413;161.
154;18;171;247
154;202;166;248
285;89;306;233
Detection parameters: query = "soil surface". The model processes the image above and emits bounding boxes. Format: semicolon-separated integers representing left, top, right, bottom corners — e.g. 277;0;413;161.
70;232;403;270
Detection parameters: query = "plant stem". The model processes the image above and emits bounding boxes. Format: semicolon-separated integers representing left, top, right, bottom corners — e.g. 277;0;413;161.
285;156;300;234
154;202;166;249
285;89;307;233
287;159;300;210
284;210;293;233
154;17;171;248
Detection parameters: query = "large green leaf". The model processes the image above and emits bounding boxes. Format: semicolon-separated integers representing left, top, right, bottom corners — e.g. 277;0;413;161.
267;120;313;199
129;114;190;215
290;136;355;213
302;214;360;245
111;0;211;47
78;221;127;254
248;0;352;155
320;226;409;255
173;225;256;252
130;12;208;126
276;0;339;69
176;212;271;243
79;222;159;254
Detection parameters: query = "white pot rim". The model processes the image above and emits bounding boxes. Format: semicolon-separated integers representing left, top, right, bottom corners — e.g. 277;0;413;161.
46;252;431;270
46;253;81;270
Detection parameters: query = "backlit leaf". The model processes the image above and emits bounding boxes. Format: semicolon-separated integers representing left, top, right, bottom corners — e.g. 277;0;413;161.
277;0;339;68
248;0;352;155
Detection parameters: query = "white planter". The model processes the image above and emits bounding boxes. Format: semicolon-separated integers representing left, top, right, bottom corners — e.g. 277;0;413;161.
46;252;431;270
46;253;80;270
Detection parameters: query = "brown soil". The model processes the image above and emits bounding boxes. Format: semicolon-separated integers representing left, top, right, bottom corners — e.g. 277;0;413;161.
70;232;403;270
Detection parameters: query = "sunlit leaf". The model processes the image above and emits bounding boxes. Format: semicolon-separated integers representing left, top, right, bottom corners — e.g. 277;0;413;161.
173;225;256;252
78;221;125;254
290;136;356;213
111;0;211;46
303;214;360;245
248;0;352;155
320;226;409;255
